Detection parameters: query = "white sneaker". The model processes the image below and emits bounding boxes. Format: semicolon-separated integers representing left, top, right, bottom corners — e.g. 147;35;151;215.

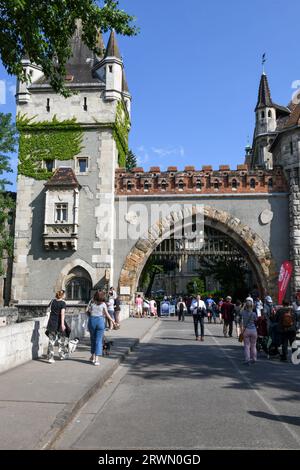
47;358;55;364
94;361;100;366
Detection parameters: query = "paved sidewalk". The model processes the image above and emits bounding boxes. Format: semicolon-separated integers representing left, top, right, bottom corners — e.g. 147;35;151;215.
0;317;160;450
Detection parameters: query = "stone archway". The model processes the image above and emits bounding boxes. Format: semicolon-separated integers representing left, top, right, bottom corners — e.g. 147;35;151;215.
56;258;98;292
119;205;277;301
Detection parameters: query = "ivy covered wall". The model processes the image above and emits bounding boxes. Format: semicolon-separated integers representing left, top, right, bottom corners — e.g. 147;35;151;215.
17;114;83;180
113;101;130;168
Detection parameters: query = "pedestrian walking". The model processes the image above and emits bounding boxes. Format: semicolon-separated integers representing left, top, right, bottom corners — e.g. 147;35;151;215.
221;296;235;337
46;290;69;363
114;295;121;329
87;291;116;365
276;299;297;362
234;299;242;337
135;294;143;318
241;297;258;365
191;294;206;341
177;297;187;322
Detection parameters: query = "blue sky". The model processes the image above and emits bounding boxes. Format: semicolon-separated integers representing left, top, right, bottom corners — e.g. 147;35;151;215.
1;0;300;188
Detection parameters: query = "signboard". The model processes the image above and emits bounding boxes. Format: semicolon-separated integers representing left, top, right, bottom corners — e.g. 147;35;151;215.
120;286;131;296
278;261;293;305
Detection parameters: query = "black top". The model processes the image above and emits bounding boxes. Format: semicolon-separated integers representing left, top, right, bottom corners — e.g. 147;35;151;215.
47;299;66;333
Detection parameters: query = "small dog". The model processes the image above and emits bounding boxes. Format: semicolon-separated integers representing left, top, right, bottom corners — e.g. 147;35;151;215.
103;336;114;356
68;337;79;354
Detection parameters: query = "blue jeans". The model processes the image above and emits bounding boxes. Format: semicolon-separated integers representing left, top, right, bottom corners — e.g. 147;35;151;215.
88;316;105;356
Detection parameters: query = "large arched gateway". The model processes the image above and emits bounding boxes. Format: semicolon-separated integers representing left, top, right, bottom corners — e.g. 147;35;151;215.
118;205;277;303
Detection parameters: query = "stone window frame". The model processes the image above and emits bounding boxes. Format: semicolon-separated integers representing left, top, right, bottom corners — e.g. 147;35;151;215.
75;155;90;175
43;159;56;172
54;202;68;223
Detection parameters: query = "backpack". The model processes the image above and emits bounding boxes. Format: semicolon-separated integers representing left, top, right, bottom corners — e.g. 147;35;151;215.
281;309;294;329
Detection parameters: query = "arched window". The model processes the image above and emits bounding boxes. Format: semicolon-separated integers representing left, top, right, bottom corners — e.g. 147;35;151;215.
250;178;256;189
65;267;92;302
196;179;202;190
127;180;133;191
214;180;219;190
144;180;150;191
161;180;167;191
178;180;184;190
261;111;265;119
231;179;237;189
268;110;272;118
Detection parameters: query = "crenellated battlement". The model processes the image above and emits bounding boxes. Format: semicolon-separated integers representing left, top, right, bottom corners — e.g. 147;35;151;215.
115;165;287;195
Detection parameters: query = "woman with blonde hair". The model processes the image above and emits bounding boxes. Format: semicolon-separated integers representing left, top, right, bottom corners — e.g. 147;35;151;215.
46;290;68;363
87;290;116;365
241;297;258;365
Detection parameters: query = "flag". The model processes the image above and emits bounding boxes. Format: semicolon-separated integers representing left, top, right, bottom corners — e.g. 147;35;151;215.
278;261;293;305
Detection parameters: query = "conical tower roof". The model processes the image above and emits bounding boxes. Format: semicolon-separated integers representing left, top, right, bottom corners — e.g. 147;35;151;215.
104;30;122;59
255;73;273;110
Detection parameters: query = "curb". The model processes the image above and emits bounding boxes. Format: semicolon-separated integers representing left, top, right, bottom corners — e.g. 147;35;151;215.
38;319;161;450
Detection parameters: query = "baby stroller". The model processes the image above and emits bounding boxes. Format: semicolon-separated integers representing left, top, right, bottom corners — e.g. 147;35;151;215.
256;316;280;358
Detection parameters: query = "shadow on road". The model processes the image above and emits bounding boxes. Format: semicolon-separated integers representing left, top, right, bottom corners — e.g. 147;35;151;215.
248;410;300;427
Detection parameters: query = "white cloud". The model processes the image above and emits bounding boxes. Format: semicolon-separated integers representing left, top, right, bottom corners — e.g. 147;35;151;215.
152;146;185;158
9;84;16;96
0;80;6;104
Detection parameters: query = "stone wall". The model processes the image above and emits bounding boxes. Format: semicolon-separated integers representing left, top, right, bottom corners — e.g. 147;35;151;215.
115;165;287;195
0;312;87;374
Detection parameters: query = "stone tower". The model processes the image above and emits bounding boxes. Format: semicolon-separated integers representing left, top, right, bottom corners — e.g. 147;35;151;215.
251;70;300;296
252;73;289;169
11;25;131;303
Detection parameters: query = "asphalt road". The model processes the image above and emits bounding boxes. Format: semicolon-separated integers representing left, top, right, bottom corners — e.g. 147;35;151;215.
55;317;300;450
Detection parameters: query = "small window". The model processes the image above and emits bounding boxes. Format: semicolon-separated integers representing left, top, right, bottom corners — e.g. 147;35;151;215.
232;179;237;189
55;203;68;222
178;180;184;190
127;181;133;191
45;160;54;172
161;180;167;191
290;141;294;155
214;180;219;189
46;98;50;112
83;97;87;111
250;178;256;189
144;180;150;191
261;111;265;119
109;65;113;73
77;157;88;173
268;110;272;118
268;178;273;188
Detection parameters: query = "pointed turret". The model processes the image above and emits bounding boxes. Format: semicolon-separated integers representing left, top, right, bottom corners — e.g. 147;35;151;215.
105;30;122;59
255;73;273;111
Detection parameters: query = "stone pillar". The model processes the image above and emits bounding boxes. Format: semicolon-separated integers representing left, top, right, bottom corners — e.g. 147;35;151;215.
289;168;300;295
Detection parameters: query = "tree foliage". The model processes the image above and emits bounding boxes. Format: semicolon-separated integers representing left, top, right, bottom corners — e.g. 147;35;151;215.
0;112;17;189
139;257;178;297
197;256;250;300
0;112;17;274
126;149;137;171
0;1;138;96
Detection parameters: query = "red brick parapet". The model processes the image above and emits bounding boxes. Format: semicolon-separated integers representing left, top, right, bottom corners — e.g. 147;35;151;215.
115;165;287;195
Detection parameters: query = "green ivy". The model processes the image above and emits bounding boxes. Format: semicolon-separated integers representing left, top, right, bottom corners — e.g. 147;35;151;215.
113;101;130;167
17;114;83;180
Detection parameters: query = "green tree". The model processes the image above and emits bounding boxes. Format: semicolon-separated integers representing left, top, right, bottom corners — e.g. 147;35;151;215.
186;277;205;296
0;1;138;97
126;149;137;172
0;113;16;189
197;256;249;300
139;257;178;297
0;113;17;274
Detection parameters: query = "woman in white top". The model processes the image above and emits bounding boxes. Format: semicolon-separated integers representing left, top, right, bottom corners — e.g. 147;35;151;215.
87;291;115;365
107;295;115;330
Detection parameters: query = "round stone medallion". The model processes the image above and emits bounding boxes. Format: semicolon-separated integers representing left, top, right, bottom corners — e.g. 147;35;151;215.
125;211;138;225
259;209;273;225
